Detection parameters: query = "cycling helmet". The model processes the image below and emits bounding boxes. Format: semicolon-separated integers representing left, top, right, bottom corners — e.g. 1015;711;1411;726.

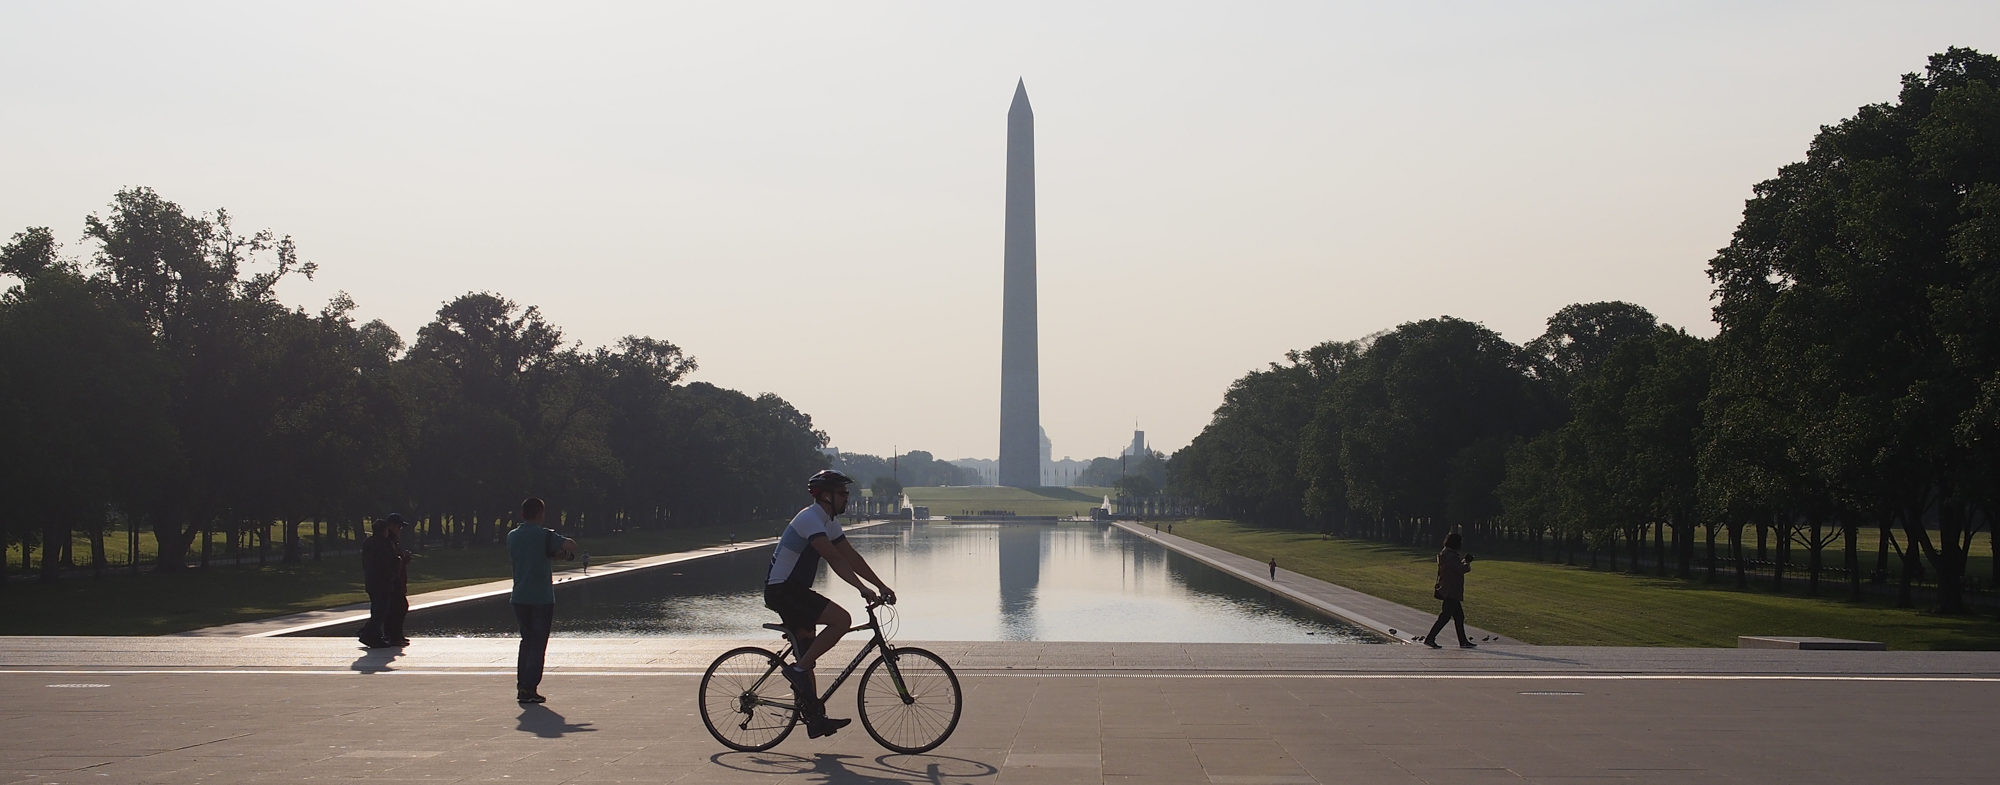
806;469;855;494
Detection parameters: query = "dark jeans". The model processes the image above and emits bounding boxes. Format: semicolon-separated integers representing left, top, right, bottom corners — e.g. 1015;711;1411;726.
1425;597;1467;644
513;603;556;692
360;593;406;643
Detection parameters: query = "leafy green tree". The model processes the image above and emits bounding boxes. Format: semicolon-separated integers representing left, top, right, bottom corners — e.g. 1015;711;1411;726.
1563;328;1710;577
1073;457;1124;487
1525;301;1662;403
1706;47;2000;612
871;476;905;501
81;188;313;571
0;231;172;581
1114;474;1158;498
1170;354;1323;525
1296;341;1365;532
1331;317;1548;543
596;336;698;528
401;292;572;542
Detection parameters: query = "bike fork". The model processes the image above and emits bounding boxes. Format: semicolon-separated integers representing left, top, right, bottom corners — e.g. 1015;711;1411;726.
880;647;914;703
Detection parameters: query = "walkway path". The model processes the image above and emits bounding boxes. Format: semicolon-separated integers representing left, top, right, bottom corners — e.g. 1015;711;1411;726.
8;521;2000;782
2;636;1996;784
1112;521;1516;646
186;521;892;638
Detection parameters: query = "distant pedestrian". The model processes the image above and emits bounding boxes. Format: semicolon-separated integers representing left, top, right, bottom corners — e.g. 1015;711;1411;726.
1269;557;1278;581
357;514;409;648
508;497;575;703
1422;532;1476;649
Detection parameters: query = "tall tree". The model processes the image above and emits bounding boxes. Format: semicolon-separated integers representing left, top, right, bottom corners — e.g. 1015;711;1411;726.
81;188;313;571
1706;47;2000;612
0;230;172;581
1331;317;1547;542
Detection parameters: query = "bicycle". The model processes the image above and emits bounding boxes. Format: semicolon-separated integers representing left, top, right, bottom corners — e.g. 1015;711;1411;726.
698;597;963;754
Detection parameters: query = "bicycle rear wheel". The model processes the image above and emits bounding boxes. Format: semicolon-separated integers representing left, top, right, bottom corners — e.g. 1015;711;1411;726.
856;646;962;754
699;647;798;751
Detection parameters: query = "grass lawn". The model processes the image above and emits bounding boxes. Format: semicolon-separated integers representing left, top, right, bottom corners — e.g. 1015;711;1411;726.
0;522;757;636
1817;526;1992;585
9;525;260;571
1173;519;2000;651
904;486;1115;518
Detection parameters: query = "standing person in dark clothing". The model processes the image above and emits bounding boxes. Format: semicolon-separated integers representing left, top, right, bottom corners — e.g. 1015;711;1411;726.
508;497;574;703
385;515;414;645
1269;557;1278;581
1422;531;1476;649
358;514;409;648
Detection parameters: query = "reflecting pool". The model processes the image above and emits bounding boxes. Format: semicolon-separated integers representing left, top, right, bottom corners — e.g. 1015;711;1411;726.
389;520;1378;643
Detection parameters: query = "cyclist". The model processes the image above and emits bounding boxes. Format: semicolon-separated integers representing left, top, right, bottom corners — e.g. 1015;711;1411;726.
765;469;896;738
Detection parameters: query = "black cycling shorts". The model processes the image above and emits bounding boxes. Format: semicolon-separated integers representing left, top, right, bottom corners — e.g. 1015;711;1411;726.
764;583;831;630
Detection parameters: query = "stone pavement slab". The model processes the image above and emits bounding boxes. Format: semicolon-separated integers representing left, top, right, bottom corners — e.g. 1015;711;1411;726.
3;637;1999;783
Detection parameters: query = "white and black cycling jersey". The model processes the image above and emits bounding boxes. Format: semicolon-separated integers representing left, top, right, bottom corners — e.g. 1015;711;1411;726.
766;503;845;587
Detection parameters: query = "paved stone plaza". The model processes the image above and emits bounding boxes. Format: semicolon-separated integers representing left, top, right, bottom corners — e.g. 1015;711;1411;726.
4;526;1997;783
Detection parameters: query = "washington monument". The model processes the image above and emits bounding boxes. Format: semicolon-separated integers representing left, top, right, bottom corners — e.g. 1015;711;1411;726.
998;79;1040;488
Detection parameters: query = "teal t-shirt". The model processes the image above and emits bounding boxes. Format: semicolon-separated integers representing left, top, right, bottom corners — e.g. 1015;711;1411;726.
508;523;561;605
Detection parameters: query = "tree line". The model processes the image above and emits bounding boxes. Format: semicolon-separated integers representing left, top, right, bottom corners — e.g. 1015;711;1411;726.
1;188;829;583
831;450;982;494
1169;48;2000;614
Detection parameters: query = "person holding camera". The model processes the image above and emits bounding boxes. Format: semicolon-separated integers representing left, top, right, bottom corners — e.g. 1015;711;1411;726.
1422;531;1476;649
508;496;575;703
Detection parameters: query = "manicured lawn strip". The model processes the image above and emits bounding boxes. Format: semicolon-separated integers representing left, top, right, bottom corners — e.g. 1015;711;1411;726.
904;486;1115;518
0;522;756;636
1172;520;2000;651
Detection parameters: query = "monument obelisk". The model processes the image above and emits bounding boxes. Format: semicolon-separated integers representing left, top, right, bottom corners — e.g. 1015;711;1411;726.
998;79;1041;488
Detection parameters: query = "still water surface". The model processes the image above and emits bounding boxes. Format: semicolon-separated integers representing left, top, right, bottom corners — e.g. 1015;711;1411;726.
405;520;1377;643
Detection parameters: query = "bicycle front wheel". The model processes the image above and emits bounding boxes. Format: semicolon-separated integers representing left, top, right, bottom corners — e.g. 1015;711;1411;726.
699;647;798;751
857;646;962;754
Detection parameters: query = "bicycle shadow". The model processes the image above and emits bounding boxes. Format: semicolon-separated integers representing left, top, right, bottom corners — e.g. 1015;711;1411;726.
709;750;998;785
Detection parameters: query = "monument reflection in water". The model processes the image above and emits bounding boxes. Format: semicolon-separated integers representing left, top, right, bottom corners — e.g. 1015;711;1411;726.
404;521;1378;643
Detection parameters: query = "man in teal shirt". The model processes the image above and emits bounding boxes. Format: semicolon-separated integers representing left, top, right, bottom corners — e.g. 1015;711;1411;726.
508;497;574;703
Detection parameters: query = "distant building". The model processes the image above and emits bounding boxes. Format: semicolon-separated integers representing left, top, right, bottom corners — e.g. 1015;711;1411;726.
950;458;999;485
1122;430;1147;458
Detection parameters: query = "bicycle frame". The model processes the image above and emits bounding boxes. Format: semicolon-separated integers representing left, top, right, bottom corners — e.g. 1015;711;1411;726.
767;601;907;712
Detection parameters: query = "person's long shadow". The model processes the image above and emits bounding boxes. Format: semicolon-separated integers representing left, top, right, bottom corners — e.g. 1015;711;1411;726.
349;645;403;673
515;704;597;738
1446;647;1587;666
709;750;997;785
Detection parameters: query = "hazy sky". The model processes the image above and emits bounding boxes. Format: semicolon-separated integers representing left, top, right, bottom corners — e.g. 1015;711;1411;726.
6;2;1998;462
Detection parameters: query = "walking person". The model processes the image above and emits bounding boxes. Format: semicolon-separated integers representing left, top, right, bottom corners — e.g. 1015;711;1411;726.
508;497;575;703
1422;532;1476;649
1268;557;1278;581
764;470;896;739
357;514;409;648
